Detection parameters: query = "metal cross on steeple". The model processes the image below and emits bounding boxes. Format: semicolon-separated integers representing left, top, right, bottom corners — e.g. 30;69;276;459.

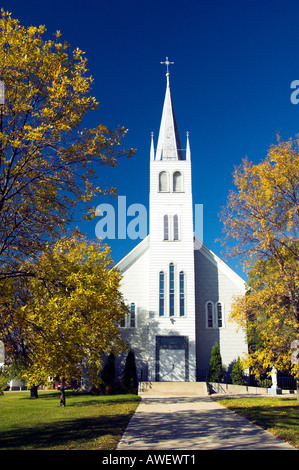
160;56;174;74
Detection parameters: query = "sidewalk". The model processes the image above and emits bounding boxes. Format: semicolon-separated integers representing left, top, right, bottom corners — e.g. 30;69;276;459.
117;391;296;450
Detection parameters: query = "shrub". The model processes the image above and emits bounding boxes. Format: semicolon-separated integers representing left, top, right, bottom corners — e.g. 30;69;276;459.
101;353;115;388
208;342;223;383
0;366;9;395
123;350;138;393
231;357;244;385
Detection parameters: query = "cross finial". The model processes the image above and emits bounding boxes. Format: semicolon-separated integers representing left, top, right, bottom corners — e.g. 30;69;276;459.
160;56;174;75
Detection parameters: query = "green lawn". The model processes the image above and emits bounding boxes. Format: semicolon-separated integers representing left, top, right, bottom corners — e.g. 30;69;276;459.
0;390;141;450
2;391;298;451
215;395;299;450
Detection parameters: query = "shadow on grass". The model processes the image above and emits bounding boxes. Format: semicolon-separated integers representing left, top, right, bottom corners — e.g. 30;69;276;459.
18;391;139;407
0;412;133;450
18;391;60;401
225;404;299;431
69;396;140;407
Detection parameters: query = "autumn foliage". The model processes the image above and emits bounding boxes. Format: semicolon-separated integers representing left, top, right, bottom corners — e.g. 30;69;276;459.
220;137;299;379
0;10;134;278
0;11;133;404
0;233;128;403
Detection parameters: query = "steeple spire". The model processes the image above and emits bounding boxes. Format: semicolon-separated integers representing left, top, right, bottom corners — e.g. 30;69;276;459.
186;131;191;161
155;57;183;161
150;131;155;161
160;56;174;84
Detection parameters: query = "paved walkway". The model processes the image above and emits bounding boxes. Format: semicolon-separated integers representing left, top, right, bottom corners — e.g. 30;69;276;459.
117;392;296;450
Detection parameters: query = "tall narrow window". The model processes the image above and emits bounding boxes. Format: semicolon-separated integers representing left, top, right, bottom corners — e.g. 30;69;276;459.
163;215;169;240
130;303;136;327
216;302;223;328
206;301;214;328
173;215;179;240
169;263;175;317
159;171;168;192
173;171;183;192
159;272;165;317
179;271;185;316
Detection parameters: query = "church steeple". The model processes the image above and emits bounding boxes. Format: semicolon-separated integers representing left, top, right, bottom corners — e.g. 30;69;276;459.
154;58;183;161
148;57;196;381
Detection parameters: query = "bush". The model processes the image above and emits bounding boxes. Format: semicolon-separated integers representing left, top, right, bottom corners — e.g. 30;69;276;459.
231;357;244;385
123;350;138;394
257;378;272;388
0;366;9;394
101;353;115;388
208;342;223;383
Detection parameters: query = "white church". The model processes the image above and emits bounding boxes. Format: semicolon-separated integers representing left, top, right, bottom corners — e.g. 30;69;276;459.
115;60;247;382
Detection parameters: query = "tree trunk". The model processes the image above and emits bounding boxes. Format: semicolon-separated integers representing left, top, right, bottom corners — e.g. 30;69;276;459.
60;377;66;407
30;385;38;399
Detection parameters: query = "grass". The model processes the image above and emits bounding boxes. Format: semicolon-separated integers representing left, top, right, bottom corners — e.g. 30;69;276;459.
215;395;299;449
0;390;141;450
2;391;298;451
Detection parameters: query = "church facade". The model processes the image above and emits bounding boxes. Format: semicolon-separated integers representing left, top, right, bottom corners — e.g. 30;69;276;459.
115;64;247;382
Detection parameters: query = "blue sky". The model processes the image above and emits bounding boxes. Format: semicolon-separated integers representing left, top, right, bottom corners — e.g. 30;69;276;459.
4;0;299;278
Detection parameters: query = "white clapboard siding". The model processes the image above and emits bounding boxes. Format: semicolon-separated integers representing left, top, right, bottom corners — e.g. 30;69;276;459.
114;71;248;382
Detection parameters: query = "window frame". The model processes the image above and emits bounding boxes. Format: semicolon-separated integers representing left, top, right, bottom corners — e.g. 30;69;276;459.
215;301;224;328
163;214;169;240
130;302;136;328
173;171;184;192
158;171;169;192
173;214;179;241
120;302;137;328
159;271;165;317
163;214;180;242
206;301;214;328
169;262;175;317
205;300;225;328
179;271;185;317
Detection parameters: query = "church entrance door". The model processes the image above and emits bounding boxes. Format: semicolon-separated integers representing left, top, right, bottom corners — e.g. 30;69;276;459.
159;348;185;381
156;336;189;382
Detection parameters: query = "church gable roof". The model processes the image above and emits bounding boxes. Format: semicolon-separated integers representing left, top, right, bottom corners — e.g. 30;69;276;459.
115;235;150;273
116;235;245;293
194;236;246;293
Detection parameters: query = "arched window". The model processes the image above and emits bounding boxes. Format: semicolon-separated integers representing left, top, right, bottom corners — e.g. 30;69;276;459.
179;271;185;316
120;303;137;328
159;272;165;317
169;263;175;317
159;171;168;192
216;301;223;328
163;215;169;240
173;171;183;192
173;215;179;240
206;301;214;328
130;303;136;328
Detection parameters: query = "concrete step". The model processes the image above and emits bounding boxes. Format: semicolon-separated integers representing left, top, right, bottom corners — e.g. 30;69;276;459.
138;381;209;396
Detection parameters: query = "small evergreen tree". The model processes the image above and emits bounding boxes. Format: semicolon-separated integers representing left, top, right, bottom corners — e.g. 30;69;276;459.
123;350;137;393
101;352;115;388
208;342;223;383
231;357;244;385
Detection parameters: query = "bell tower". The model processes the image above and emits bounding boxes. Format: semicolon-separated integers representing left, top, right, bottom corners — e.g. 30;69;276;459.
148;58;196;382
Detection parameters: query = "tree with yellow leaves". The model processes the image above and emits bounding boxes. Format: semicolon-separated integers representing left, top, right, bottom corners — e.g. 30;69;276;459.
220;137;299;387
0;10;134;278
0;233;128;406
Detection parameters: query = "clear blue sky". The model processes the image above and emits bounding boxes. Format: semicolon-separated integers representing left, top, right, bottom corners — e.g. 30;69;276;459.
4;0;299;278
